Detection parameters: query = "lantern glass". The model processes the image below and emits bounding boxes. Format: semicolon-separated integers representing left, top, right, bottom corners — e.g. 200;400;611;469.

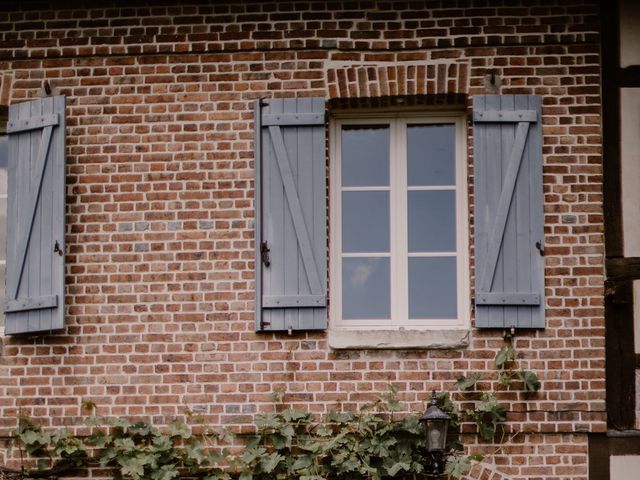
425;418;448;452
420;391;451;453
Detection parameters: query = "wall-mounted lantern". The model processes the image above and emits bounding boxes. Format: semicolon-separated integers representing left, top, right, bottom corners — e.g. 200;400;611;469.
419;390;451;476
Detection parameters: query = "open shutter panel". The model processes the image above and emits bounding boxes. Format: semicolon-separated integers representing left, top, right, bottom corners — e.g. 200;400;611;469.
473;95;545;329
255;98;327;332
5;96;66;334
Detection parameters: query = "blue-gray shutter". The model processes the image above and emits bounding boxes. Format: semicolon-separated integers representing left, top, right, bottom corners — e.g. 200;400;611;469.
473;95;545;329
255;98;327;332
5;96;66;334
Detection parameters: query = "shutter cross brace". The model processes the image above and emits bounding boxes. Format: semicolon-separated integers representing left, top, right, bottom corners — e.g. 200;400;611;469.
478;121;531;292
268;125;323;295
9;124;55;301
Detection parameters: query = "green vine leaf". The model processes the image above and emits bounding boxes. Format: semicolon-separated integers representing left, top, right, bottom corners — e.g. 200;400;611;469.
498;371;513;387
517;370;542;392
7;382;529;480
150;464;180;480
118;455;148;480
455;373;484;391
495;345;516;369
167;421;191;439
444;454;473;479
477;421;496;440
259;452;284;473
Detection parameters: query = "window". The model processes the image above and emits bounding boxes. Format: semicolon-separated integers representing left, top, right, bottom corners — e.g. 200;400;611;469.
330;113;469;331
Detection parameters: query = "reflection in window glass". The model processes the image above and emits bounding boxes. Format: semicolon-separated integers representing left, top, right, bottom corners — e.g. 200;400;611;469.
334;116;466;328
342;257;390;320
620;88;640;257
620;0;640;68
341;125;390;187
409;257;457;319
342;191;390;253
407;124;455;186
408;190;456;253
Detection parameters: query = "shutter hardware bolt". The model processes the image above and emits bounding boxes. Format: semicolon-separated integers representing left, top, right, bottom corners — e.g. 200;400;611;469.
260;241;271;266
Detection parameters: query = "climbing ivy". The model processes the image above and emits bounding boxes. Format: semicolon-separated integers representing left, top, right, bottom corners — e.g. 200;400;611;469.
1;339;540;480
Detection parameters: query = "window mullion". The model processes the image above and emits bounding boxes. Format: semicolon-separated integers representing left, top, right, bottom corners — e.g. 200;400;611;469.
388;119;398;326
393;119;409;325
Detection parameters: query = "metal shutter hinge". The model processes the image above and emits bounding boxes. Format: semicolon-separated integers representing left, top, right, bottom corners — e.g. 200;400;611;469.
260;241;271;267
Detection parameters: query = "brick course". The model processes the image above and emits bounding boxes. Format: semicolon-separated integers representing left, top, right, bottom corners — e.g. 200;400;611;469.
0;1;603;478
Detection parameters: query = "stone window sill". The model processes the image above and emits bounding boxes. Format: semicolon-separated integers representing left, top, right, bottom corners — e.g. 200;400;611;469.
327;328;470;350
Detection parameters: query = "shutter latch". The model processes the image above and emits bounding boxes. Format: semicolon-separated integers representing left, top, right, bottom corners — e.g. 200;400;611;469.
260;241;271;267
54;240;63;256
535;241;544;256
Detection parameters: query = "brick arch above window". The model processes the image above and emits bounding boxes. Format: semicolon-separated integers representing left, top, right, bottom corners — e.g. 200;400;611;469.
325;61;469;102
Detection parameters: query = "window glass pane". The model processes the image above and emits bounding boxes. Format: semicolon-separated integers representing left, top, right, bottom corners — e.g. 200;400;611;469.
620;88;640;256
407;124;455;186
408;190;456;252
0;263;4;326
409;257;457;319
0;135;7;173
341;125;389;187
0;136;6;195
620;0;640;68
342;191;389;253
0;198;5;260
342;257;390;319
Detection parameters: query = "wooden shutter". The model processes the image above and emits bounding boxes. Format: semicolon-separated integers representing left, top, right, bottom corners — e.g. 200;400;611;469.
254;98;327;332
473;95;545;329
5;96;66;334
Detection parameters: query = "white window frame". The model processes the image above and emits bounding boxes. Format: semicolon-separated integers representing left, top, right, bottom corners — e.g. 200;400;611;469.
329;111;470;332
0;129;6;336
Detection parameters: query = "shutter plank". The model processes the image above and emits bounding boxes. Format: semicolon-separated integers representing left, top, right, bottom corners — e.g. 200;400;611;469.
525;95;544;328
6;113;58;133
18;100;32;333
473;110;537;122
262;112;324;126
281;98;300;332
499;95;518;326
5;101;28;334
253;99;264;331
514;95;534;327
484;95;504;325
264;99;284;330
6;295;57;313
292;98;312;330
263;295;325;308
29;97;45;332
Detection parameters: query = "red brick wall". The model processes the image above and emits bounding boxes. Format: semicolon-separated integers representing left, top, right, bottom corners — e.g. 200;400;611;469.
0;1;603;478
